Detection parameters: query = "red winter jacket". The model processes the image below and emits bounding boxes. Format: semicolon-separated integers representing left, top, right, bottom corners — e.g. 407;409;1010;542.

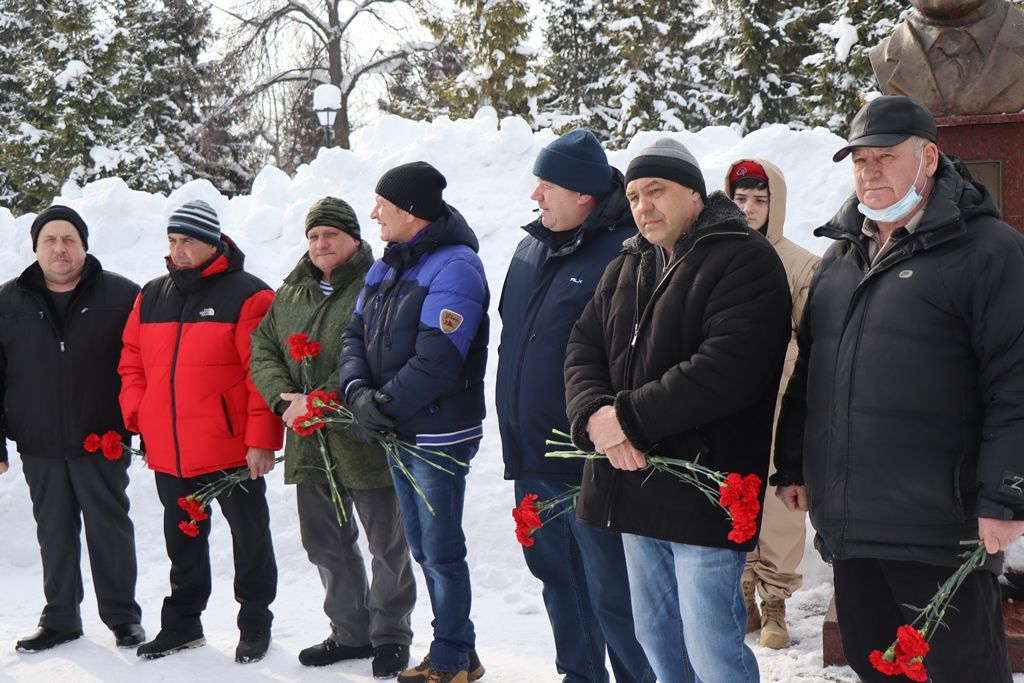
118;237;283;477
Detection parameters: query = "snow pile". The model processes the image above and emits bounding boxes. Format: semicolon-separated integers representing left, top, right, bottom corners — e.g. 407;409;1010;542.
2;112;1003;683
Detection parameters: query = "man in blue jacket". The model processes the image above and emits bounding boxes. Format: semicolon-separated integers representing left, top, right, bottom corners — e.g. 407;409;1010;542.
497;130;653;683
340;161;488;683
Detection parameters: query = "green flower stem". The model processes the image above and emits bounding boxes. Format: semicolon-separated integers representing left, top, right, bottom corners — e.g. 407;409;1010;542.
316;429;348;526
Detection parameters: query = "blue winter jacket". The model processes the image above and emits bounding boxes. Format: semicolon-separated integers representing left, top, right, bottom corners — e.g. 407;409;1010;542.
497;172;637;481
339;204;489;446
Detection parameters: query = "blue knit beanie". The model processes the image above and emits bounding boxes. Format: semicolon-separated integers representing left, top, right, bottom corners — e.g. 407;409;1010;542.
532;129;614;197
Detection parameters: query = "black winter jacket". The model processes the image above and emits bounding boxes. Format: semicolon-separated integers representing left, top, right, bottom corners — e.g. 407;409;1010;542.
564;192;791;550
497;172;637;481
774;156;1024;570
0;256;139;462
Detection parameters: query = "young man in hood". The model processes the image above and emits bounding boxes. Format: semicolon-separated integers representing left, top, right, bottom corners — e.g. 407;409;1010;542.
726;159;819;649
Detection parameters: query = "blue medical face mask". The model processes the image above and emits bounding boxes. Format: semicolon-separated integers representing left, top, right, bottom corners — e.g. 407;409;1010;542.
857;151;926;223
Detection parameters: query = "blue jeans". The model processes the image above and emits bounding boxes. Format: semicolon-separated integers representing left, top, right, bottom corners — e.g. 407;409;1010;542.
622;534;759;683
390;440;476;673
516;480;654;683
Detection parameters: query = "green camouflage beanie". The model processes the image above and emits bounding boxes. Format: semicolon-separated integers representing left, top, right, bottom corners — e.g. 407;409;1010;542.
304;196;361;241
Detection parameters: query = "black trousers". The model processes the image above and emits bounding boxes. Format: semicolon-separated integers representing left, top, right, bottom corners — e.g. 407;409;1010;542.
22;454;142;631
833;556;1012;683
155;470;277;634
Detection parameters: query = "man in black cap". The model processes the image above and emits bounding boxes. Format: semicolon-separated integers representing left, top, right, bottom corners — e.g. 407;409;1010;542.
340;162;489;683
774;95;1024;681
0;205;144;653
497;129;653;683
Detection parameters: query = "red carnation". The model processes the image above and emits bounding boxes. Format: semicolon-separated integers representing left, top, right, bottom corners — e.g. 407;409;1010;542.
293;413;325;437
99;430;124;460
895;625;929;659
868;650;903;676
287;333;321;362
83;433;102;453
178;520;200;537
307;390;339;418
304;340;322;359
517;494;543;529
177;496;209;522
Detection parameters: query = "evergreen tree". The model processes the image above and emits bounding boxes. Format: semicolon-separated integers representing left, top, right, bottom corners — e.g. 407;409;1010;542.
802;0;908;134
709;0;822;133
535;0;617;137
0;1;123;212
435;0;543;120
602;0;712;146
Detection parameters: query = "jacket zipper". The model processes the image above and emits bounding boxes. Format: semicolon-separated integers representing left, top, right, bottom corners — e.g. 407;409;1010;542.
169;297;190;477
607;230;745;528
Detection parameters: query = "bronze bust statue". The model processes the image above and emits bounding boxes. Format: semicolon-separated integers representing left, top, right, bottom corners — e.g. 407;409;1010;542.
870;0;1024;116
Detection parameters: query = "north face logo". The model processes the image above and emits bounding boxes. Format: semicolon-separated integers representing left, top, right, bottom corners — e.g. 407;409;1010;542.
199;307;215;317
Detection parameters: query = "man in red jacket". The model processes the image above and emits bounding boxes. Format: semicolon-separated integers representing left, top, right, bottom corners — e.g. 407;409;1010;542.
118;199;283;663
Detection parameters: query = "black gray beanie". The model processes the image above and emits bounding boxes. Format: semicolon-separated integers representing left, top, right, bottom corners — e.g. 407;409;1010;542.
31;205;89;252
375;161;447;222
304;196;361;240
625;138;707;201
167;199;221;245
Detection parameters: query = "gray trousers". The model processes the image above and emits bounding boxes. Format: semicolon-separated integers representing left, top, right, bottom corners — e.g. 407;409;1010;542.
22;454;142;631
296;483;415;647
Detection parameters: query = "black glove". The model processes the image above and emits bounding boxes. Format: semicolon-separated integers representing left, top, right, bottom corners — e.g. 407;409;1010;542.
350;421;381;444
348;383;395;435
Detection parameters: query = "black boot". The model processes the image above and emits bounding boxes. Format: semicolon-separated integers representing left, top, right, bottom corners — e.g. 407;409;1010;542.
112;623;146;648
373;643;411;678
298;637;373;666
137;625;205;660
235;630;271;663
16;627;83;653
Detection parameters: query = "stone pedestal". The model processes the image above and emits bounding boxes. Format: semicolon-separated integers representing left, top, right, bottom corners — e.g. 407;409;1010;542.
935;113;1024;232
821;594;1024;671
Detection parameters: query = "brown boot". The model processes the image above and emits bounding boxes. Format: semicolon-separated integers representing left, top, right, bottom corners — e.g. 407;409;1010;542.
742;579;760;633
759;598;789;649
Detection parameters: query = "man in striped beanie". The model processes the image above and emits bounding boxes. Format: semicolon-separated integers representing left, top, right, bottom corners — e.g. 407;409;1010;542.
119;198;283;664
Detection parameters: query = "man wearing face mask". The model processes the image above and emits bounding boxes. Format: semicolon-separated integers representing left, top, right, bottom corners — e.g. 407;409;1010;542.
774;95;1024;681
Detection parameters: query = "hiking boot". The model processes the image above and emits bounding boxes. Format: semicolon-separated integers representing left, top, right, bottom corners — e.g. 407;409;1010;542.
112;623;146;648
235;630;271;663
373;643;411;678
759;598;789;649
397;649;485;682
742;579;760;633
15;626;83;653
137;626;205;659
299;638;373;666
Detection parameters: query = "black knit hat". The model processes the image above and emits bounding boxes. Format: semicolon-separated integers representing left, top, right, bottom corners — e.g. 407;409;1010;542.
304;196;361;240
375;161;447;221
625;138;707;201
167;199;222;245
31;205;89;252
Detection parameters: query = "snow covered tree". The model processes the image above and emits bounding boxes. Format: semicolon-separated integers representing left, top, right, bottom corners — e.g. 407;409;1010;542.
535;0;617;137
708;0;822;133
801;0;908;134
226;0;431;156
0;1;124;212
601;0;713;146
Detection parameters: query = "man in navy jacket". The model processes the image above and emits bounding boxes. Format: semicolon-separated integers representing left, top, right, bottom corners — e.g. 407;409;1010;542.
340;161;489;683
497;130;653;683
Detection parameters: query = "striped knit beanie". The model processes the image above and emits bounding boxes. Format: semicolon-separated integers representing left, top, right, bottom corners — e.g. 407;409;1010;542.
625;138;707;201
167;199;221;245
304;196;361;240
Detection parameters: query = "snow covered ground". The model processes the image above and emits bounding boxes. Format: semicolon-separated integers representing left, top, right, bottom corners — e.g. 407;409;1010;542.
0;110;1015;682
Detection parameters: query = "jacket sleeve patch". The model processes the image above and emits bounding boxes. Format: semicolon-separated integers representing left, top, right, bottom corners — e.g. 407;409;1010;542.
999;471;1024;499
439;308;464;334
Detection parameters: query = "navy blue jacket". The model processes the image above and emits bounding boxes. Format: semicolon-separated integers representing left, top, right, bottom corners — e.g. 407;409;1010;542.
340;205;489;446
497;172;637;481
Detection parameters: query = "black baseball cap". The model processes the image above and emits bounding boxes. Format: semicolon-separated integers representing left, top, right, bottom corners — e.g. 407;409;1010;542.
833;96;938;162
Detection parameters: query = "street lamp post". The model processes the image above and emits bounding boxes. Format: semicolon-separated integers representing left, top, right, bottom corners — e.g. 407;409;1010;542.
313;83;341;148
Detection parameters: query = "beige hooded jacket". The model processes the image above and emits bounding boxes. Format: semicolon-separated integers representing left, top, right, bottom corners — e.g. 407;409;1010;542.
725;158;819;397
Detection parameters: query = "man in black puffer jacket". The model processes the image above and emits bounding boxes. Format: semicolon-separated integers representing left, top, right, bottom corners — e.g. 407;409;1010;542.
774;96;1024;682
564;138;790;683
0;206;143;653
